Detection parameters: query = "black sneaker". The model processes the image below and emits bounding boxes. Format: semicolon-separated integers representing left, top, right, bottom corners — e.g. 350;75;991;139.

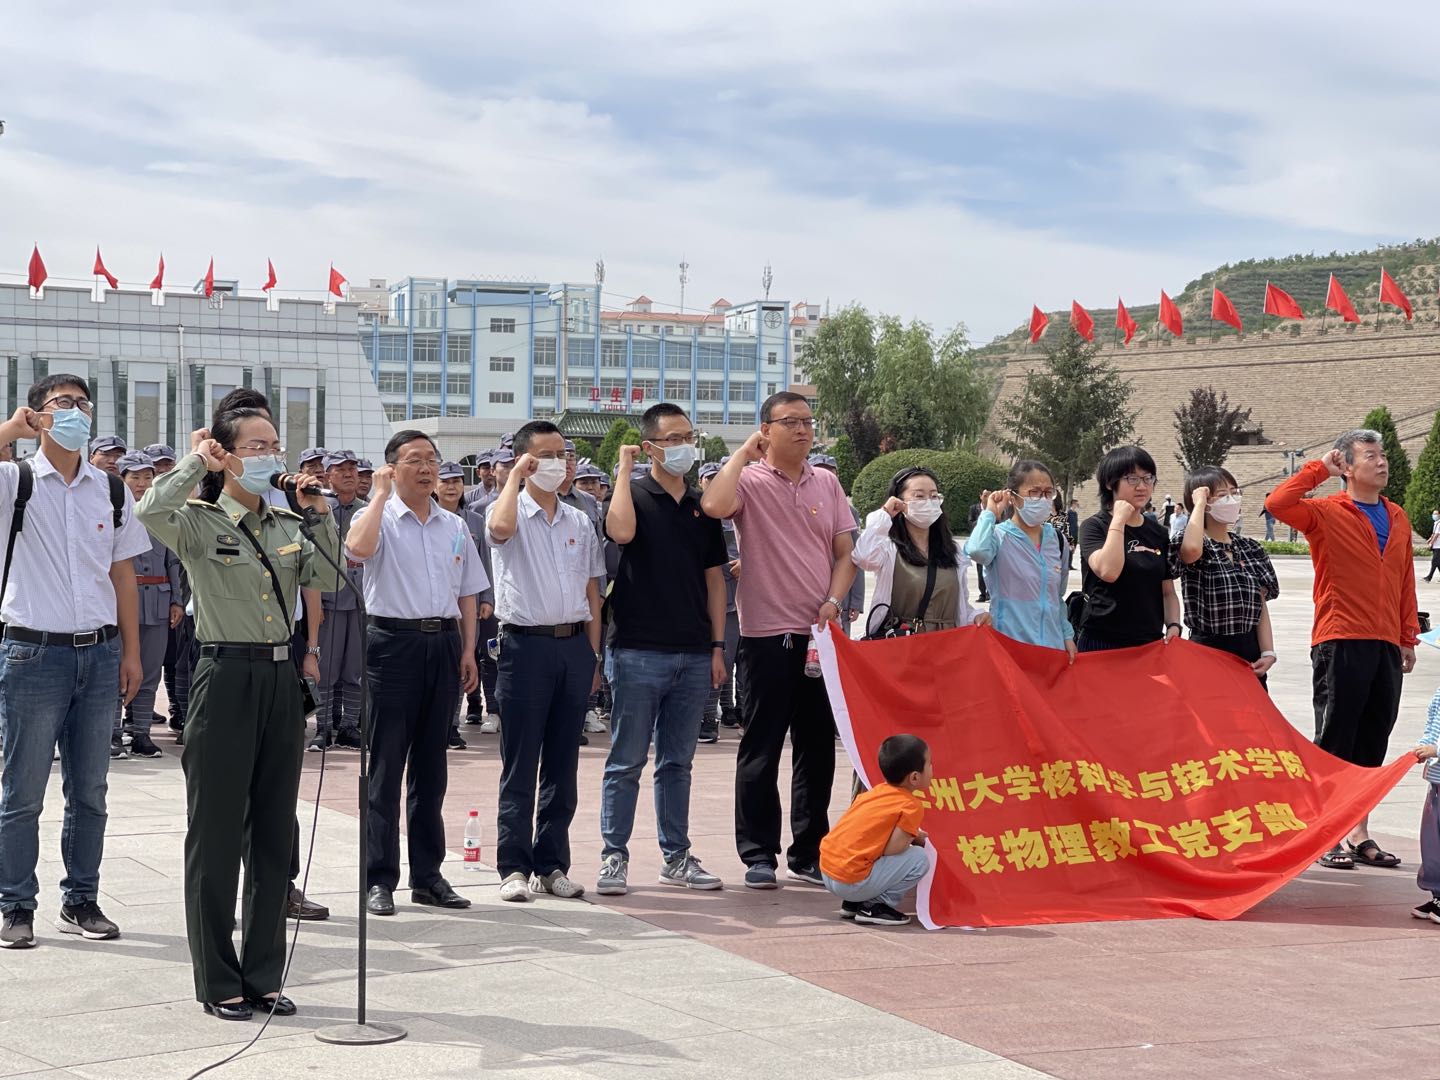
167;714;184;733
1;908;34;949
720;707;741;728
743;865;779;890
128;732;163;759
58;900;120;940
307;733;330;753
698;718;719;744
840;900;864;920
447;731;467;750
109;733;127;760
1413;899;1440;924
853;901;910;927
334;728;363;750
463;712;483;726
579;733;589;746
785;863;824;887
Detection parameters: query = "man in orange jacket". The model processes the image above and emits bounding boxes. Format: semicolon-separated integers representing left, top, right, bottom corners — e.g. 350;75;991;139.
1266;429;1419;871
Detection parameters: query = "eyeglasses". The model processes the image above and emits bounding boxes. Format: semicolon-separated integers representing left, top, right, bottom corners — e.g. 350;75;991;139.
1018;488;1057;499
908;494;945;505
1121;473;1157;488
234;442;284;456
768;417;815;431
396;456;442;468
647;433;697;447
42;395;93;414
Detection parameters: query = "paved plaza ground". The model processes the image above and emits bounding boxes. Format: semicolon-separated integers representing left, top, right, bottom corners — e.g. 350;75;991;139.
5;558;1440;1079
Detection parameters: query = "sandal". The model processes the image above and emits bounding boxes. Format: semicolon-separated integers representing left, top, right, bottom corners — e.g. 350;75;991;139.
1316;846;1354;869
1346;839;1402;868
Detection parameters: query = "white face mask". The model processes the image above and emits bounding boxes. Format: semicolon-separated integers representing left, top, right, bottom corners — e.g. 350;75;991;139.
1017;497;1052;526
529;458;567;492
904;499;944;528
1207;494;1242;524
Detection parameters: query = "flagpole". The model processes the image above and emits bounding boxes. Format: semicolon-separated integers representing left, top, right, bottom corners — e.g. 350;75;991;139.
1377;266;1383;332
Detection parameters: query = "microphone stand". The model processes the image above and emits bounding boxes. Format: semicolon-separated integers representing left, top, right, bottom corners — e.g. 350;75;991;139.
292;503;406;1047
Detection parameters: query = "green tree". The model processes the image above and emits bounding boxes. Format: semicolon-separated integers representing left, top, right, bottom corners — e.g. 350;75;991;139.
800;304;876;440
994;325;1137;503
572;437;595;463
596;419;632;475
700;434;729;467
851;448;1007;534
830;434;859;493
1363;406;1412;504
1404;409;1440;528
1173;386;1260;472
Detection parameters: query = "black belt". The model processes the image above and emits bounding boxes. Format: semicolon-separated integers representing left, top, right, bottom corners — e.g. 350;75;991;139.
503;622;586;638
4;625;119;648
369;616;459;633
199;642;293;662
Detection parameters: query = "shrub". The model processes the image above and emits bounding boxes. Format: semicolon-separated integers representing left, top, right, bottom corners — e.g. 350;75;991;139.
851;448;1007;534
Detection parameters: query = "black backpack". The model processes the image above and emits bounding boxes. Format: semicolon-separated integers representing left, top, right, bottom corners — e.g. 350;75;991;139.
1;460;126;619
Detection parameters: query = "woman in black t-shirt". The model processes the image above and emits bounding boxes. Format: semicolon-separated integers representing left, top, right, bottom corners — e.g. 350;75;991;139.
1077;446;1181;652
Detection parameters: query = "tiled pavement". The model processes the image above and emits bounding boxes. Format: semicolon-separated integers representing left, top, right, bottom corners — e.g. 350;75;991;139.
6;559;1440;1078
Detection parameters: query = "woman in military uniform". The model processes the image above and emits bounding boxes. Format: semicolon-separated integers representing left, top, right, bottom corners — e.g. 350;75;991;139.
137;408;339;1020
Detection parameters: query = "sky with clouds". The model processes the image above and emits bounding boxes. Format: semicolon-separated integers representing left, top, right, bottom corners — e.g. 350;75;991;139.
4;1;1440;341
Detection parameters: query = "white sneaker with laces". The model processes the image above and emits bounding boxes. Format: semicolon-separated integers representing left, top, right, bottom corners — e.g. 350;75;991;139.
582;710;607;733
597;854;628;895
498;872;531;903
658;853;723;891
531;870;586;899
479;716;500;734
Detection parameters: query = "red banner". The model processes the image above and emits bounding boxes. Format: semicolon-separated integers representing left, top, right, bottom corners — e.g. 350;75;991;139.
816;625;1412;929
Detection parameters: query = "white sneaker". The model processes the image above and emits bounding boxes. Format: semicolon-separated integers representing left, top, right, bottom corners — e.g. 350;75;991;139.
479;716;500;734
498;872;531;903
531;870;586;899
583;710;607;734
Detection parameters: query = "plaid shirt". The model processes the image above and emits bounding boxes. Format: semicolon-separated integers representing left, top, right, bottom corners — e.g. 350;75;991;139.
1420;687;1440;784
1170;534;1279;637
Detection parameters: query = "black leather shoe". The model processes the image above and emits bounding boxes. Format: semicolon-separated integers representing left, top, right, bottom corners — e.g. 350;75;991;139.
366;885;395;916
202;1000;253;1021
411;879;471;909
244;993;297;1017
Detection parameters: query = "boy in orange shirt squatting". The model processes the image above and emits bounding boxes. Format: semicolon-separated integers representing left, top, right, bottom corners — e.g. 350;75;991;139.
819;734;932;926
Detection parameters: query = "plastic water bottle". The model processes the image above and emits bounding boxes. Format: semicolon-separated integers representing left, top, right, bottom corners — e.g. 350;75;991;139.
804;637;822;678
462;809;482;871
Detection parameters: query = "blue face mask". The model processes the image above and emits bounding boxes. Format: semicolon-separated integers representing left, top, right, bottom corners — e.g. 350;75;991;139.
47;408;91;452
232;454;284;495
656;444;699;477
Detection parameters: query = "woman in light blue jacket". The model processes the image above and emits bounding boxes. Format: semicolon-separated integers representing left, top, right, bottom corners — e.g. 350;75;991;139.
963;459;1076;662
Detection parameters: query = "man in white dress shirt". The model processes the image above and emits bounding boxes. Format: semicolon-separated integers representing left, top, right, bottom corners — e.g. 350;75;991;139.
346;431;485;916
0;375;149;949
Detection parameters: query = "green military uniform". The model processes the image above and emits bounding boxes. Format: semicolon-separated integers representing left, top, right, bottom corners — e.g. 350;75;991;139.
137;452;340;1005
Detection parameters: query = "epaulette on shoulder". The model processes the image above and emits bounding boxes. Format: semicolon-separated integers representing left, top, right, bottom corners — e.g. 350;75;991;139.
270;506;303;521
187;498;226;511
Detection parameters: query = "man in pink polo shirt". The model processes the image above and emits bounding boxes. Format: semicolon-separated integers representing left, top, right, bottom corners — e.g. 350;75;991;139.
701;392;856;890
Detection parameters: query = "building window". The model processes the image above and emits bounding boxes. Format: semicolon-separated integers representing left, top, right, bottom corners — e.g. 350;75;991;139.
134;381;161;448
601;340;627;368
697;382;724;402
730;343;757;372
728;383;756;403
209;383;236;413
412;372;442;395
698;410;724;426
489;391;515;404
697;342;725;371
489;356;516;373
766;383;777;396
599;378;626;399
631;339;659;368
794;328;805;338
533;376;556;398
566;376;593;399
534;336;557;368
490;318;516;333
533;407;556;419
412;403;441;419
446;333;471;361
664;379;692;400
361;337;374;362
285;387;311;465
413;334;440;364
383;403;407;422
377;335;406;363
376;372;407;394
766;351;778;366
633;379;658;401
566;338;594;368
665;340;691;371
446;373;471;396
445;404;470;417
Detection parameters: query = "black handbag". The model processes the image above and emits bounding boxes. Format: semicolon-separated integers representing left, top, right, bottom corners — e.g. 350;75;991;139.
864;559;939;640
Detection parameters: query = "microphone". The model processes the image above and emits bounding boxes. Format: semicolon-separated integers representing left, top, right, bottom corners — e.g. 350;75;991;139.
271;472;337;498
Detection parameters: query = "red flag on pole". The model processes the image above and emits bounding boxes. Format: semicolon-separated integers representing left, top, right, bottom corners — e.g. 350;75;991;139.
92;248;118;290
1069;301;1095;342
1115;298;1137;344
1211;287;1243;332
149;254;165;291
1380;268;1412;320
1325;274;1359;322
203;258;215;298
1158;291;1183;337
27;245;47;294
328;265;347;298
1262;281;1304;320
262;259;277;292
1028;305;1049;344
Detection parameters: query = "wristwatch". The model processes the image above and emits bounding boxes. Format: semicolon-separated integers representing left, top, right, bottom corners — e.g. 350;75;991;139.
711;641;726;650
824;595;842;609
306;646;321;656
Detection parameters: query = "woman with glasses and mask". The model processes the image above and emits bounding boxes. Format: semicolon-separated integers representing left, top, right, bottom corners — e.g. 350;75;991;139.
137;409;339;1021
853;467;984;637
1173;466;1279;686
1077;446;1181;653
963;459;1076;661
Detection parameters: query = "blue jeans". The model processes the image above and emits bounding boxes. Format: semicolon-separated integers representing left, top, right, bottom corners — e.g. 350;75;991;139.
0;636;121;912
822;846;930;908
601;648;712;862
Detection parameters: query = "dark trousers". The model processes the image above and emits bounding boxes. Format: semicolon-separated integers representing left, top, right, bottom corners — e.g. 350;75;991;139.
975;563;988;600
163;621;182;721
1190;627;1268;691
466;613;501;717
734;633;836;870
1311;639;1403;767
170;615;196;724
1428;550;1440;581
181;655;304;1003
495;632;593;878
366;625;462;891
